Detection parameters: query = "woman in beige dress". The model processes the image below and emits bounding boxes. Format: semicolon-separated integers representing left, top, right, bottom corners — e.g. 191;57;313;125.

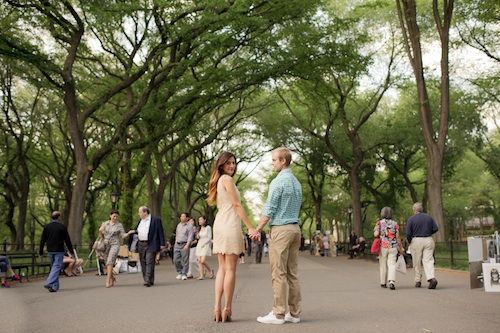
207;152;256;322
99;210;135;288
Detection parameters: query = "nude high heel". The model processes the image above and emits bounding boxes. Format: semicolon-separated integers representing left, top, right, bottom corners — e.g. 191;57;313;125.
213;308;222;322
222;308;232;322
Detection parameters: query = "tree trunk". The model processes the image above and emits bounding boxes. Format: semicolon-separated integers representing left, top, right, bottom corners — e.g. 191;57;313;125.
149;177;168;218
349;168;363;237
314;199;322;231
395;0;453;242
122;190;136;230
121;148;135;230
15;185;28;250
85;190;97;248
62;185;73;228
67;164;92;246
15;157;30;250
4;197;16;244
426;147;446;241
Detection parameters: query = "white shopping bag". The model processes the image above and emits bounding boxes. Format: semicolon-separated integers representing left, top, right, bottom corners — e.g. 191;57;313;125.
396;255;407;274
113;258;128;274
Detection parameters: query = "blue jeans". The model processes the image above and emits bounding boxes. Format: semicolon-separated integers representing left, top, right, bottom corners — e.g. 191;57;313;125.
45;252;64;290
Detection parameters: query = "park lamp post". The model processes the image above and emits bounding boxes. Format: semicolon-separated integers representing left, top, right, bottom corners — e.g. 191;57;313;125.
110;191;120;211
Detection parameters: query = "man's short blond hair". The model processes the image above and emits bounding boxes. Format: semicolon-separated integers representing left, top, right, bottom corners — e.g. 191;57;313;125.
273;147;292;166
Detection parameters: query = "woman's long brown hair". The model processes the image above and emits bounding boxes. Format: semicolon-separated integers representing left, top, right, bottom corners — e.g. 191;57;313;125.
207;152;237;206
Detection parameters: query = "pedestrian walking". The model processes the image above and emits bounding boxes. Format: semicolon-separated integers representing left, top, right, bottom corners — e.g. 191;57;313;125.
39;211;74;292
254;230;266;264
196;216;214;280
406;202;439;289
173;212;194;281
374;207;404;290
134;206;165;287
99;210;135;288
187;218;199;279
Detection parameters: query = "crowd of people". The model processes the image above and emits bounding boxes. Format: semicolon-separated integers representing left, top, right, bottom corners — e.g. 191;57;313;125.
31;146;440;325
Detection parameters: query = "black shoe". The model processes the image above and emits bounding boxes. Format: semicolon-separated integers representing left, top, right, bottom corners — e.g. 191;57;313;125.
45;286;57;292
144;283;151;287
415;282;421;288
389;282;396;290
428;278;438;289
380;284;387;288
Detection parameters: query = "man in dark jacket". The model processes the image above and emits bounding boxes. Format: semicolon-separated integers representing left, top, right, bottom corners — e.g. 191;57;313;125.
39;211;74;292
406;202;439;289
134;206;165;287
255;230;267;264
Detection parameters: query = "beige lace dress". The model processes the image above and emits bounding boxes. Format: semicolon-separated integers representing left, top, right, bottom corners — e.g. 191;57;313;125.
212;175;245;255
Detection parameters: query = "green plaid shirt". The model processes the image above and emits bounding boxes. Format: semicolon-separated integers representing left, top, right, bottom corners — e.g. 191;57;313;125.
263;168;302;226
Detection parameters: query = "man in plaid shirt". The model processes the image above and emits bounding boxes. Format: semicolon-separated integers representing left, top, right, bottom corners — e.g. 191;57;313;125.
253;147;303;325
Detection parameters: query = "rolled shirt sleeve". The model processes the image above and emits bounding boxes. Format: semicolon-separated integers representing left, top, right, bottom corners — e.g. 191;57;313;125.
263;180;283;219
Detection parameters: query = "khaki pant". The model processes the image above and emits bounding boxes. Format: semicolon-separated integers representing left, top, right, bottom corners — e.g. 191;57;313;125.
410;237;436;282
269;224;301;319
379;247;398;284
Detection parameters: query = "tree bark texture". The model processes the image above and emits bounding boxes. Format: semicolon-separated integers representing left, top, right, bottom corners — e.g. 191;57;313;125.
396;0;454;241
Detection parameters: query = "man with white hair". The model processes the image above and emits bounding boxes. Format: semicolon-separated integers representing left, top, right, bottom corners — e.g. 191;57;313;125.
406;202;439;289
134;206;165;287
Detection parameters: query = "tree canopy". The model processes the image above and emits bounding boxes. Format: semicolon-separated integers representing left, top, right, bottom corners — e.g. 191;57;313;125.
0;0;498;248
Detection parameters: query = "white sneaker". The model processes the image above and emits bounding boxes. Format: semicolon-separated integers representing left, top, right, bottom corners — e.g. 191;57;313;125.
175;274;182;280
285;312;300;323
181;275;187;280
257;311;285;325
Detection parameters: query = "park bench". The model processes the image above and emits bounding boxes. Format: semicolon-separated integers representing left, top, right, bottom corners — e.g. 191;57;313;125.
6;252;52;281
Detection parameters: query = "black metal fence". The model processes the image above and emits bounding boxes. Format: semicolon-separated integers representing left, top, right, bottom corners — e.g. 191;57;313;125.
306;239;469;270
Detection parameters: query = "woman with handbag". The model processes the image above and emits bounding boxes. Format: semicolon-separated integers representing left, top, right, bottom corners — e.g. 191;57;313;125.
374;207;404;290
99;210;135;288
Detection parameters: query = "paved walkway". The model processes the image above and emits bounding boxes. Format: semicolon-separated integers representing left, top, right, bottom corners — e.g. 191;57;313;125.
1;253;498;333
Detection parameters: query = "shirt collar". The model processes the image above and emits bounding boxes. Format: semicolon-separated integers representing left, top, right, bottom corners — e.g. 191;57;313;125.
278;168;291;175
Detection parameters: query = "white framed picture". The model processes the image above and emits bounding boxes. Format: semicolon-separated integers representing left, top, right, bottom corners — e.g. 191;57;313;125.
482;263;500;292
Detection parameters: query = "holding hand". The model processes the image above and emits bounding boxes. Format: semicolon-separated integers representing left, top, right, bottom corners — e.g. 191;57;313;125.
248;228;260;240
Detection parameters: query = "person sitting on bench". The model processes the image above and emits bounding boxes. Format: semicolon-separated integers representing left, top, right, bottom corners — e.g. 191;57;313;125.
0;256;21;288
62;252;83;276
348;237;366;259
